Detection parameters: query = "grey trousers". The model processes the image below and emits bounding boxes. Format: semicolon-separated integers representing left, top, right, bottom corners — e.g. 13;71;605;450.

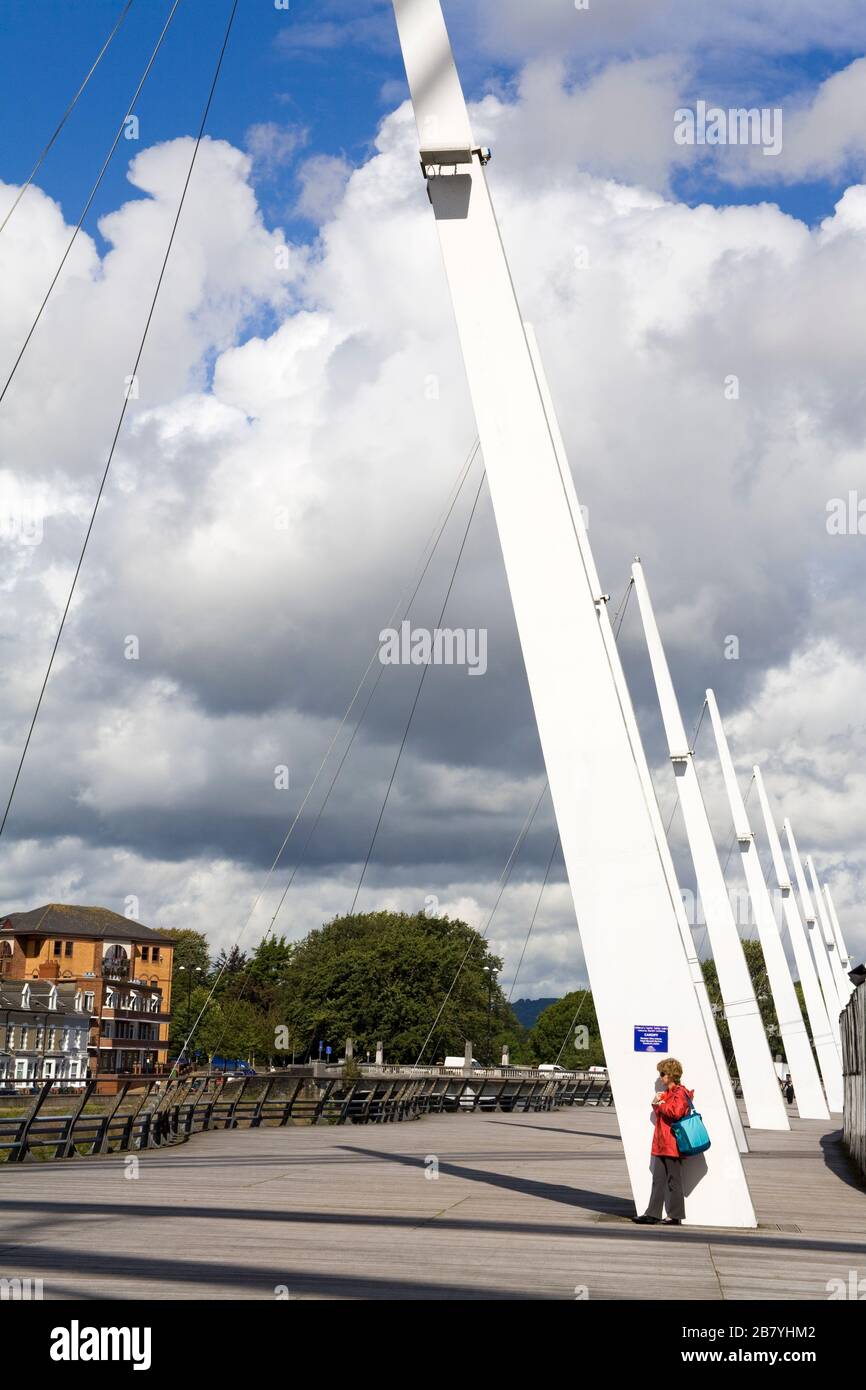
646;1155;685;1220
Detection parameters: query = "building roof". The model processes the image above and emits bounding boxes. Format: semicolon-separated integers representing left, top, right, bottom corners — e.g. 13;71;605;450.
0;904;173;946
0;978;88;1017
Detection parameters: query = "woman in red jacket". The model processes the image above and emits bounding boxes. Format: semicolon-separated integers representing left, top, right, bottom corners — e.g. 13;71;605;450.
632;1056;692;1226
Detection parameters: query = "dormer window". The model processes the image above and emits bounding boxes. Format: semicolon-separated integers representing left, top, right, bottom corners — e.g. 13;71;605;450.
48;985;58;1012
20;983;30;1008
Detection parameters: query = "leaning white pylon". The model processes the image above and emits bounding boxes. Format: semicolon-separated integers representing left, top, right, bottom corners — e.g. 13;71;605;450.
823;884;855;1000
785;820;842;1047
808;857;850;1010
632;561;788;1130
527;329;746;1152
706;692;829;1120
753;770;842;1111
392;0;756;1226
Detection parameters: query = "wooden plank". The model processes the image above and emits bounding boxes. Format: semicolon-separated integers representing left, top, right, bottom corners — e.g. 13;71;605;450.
0;1106;863;1299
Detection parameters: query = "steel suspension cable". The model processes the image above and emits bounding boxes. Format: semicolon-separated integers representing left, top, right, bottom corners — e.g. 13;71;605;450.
506;832;560;1003
0;0;183;407
200;448;483;1065
412;778;549;1067
168;441;482;1075
0;0;135;237
0;0;237;845
348;468;488;916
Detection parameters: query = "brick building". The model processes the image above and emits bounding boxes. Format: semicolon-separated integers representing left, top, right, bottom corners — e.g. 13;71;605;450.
0;905;174;1088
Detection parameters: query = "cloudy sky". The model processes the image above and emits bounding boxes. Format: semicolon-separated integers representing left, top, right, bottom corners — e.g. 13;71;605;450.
0;0;864;999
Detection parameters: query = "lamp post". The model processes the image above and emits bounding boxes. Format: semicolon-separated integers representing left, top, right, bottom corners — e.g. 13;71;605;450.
177;965;201;1068
483;965;495;1067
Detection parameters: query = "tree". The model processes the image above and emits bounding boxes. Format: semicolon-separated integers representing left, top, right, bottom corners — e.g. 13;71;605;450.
279;911;527;1064
161;929;210;980
211;945;249;996
529;990;604;1068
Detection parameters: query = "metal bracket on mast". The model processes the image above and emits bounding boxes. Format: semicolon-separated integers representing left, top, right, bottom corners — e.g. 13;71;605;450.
420;146;491;178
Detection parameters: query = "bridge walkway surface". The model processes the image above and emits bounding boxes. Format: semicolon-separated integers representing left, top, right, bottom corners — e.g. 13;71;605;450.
1;1106;864;1300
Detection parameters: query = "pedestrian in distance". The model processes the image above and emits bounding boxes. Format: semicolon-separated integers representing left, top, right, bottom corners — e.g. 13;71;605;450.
632;1056;692;1227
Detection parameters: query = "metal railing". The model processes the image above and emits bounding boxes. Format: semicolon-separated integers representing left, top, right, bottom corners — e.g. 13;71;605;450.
0;1070;614;1164
842;982;865;1183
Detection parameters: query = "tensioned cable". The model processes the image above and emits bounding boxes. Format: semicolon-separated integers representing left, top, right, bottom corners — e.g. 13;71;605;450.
553;991;591;1068
506;832;560;1003
412;778;550;1067
168;441;482;1076
692;740;758;964
0;0;135;237
348;468;488;916
0;0;183;406
611;575;634;641
202;447;484;1065
415;558;641;1069
663;696;709;840
0;0;237;845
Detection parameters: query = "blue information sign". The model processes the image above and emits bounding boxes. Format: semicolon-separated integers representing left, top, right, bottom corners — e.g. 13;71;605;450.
634;1025;668;1053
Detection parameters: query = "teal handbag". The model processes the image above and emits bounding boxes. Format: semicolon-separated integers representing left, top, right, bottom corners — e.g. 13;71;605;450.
670;1096;711;1156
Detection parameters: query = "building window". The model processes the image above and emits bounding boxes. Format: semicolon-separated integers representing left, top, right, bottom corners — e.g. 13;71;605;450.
64;940;73;957
151;948;160;963
53;940;62;956
140;946;149;961
20;1027;29;1050
15;1060;27;1080
46;1027;56;1050
35;1025;44;1048
84;992;95;1012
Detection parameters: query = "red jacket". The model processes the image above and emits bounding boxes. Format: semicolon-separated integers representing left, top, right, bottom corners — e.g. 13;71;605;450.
651;1084;693;1157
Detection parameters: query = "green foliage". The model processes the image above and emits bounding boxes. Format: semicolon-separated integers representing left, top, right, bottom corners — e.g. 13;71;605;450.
277;911;527;1065
162;928;210;978
528;990;604;1068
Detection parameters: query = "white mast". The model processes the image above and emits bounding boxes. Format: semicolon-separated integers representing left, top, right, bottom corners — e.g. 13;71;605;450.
527;332;747;1151
784;820;843;1046
823;884;855;1000
706;692;829;1119
753;767;842;1111
807;857;850;1010
391;0;755;1225
631;561;787;1131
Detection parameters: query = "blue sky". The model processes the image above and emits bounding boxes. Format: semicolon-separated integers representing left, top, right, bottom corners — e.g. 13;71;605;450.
2;0;863;245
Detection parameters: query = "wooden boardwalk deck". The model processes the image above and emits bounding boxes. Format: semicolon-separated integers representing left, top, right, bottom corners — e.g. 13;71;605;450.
1;1106;864;1300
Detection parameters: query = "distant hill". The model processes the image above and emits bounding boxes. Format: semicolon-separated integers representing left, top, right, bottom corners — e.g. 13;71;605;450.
511;997;559;1030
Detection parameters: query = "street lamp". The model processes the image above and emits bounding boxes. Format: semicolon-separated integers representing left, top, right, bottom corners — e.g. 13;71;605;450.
177;965;202;1066
483;965;496;1066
